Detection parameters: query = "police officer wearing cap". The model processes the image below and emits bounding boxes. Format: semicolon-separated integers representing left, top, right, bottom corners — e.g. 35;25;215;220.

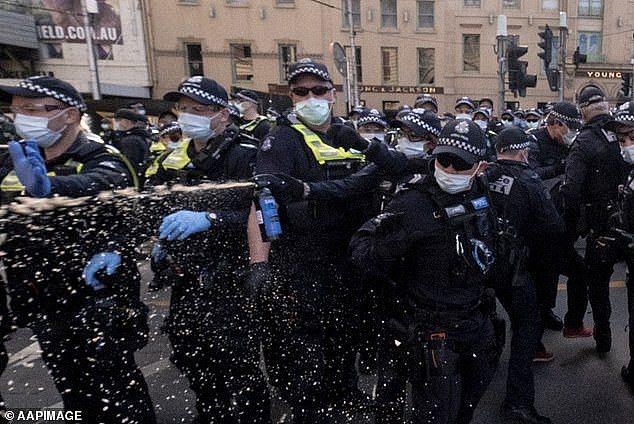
527;103;591;346
487;127;562;424
455;96;476;120
357;109;389;143
414;94;439;114
232;89;270;142
247;58;371;422
562;86;626;354
350;119;498;423
101;76;268;422
112;107;151;186
0;76;155;423
602;101;634;390
525;109;542;131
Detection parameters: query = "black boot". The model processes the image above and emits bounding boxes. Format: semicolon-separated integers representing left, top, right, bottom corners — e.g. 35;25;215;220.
541;309;563;331
594;323;612;354
501;404;552;424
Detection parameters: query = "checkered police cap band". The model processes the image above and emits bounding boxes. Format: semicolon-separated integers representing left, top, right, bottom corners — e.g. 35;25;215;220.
437;137;485;155
401;114;441;136
503;141;531;151
549;110;581;126
287;66;331;82
615;114;634;123
358;114;387;128
18;79;86;112
179;86;228;107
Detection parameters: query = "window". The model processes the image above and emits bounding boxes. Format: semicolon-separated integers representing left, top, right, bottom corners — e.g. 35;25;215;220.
380;0;397;28
39;43;63;59
185;43;203;76
342;0;361;28
381;47;398;84
464;0;480;6
502;0;520;8
417;48;434;84
230;44;254;82
417;1;434;28
463;34;480;72
578;32;602;63
345;46;363;82
383;100;400;111
578;0;602;17
279;44;297;82
542;0;558;9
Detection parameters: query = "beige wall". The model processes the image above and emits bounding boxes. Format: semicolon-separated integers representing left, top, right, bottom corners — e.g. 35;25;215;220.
147;0;634;114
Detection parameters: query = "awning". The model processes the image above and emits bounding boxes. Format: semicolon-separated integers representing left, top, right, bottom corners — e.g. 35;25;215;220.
0;10;38;50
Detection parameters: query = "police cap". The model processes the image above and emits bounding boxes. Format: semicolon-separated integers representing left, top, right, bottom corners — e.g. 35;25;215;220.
394;109;441;137
287;58;332;84
548;102;582;130
495;126;531;152
577;86;606;109
605;101;634;131
163;76;229;108
434;119;487;164
0;75;87;112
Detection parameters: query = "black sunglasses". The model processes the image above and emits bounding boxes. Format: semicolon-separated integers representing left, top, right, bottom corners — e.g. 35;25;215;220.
436;153;474;171
290;86;333;96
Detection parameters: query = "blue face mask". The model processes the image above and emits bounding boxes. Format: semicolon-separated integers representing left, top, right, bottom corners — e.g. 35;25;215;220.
14;111;68;148
295;98;332;126
178;112;220;142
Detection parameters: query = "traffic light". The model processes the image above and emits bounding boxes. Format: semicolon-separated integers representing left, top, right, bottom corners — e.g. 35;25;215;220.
538;25;553;69
507;39;537;97
620;72;632;99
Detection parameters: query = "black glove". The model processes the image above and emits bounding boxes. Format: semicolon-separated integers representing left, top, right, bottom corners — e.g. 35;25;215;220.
327;123;370;152
253;173;305;203
244;262;273;299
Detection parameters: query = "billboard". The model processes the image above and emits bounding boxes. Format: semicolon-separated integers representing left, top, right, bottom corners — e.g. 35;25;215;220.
34;0;123;45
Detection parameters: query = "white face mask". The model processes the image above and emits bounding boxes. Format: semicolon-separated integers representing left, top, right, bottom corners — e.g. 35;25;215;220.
295;98;332;126
396;137;428;157
178;112;220;142
621;145;634;164
525;121;539;130
474;120;488;130
361;133;385;143
563;130;578;146
235;102;249;114
14;110;67;148
434;161;475;194
456;113;472;121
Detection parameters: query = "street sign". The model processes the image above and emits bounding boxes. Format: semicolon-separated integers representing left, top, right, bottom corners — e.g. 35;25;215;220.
330;42;348;78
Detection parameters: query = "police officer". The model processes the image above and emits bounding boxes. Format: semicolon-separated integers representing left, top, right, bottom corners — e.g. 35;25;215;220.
414;94;439;114
455;96;476;120
357;109;389;144
112;107;151;185
0;76;154;423
487;127;562;424
562;86;626;354
247;58;370;422
231;89;270;142
112;76;267;423
525;109;542;131
527;103;592;346
501;109;517;128
602;101;634;388
350;119;498;423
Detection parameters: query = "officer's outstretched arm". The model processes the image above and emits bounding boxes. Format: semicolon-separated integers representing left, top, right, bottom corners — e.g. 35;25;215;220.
158;210;213;241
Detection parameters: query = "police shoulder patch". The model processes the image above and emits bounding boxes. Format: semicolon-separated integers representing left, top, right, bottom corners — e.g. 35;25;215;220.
261;136;274;151
489;175;514;195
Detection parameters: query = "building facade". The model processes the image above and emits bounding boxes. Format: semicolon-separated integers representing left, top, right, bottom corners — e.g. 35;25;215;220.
0;0;152;102
146;0;634;115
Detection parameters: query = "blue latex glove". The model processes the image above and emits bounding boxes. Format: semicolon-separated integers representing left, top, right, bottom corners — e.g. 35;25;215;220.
159;210;211;241
8;140;51;197
83;252;122;290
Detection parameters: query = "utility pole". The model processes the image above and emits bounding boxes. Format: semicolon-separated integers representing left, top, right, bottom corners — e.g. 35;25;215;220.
631;32;634;101
345;0;359;107
496;15;508;116
81;0;101;100
558;12;568;102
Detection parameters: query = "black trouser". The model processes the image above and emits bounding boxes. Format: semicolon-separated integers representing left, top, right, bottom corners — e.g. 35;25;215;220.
585;234;615;332
261;265;359;423
626;262;634;371
166;272;270;424
31;316;156;424
495;273;540;408
375;310;498;424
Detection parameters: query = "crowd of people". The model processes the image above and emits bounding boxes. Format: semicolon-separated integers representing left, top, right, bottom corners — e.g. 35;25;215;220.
0;57;633;424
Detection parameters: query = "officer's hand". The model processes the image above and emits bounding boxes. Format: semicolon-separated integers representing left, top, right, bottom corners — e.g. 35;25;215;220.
8;140;51;197
159;210;211;241
83;252;121;290
254;173;304;203
327;123;369;152
244;262;272;299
